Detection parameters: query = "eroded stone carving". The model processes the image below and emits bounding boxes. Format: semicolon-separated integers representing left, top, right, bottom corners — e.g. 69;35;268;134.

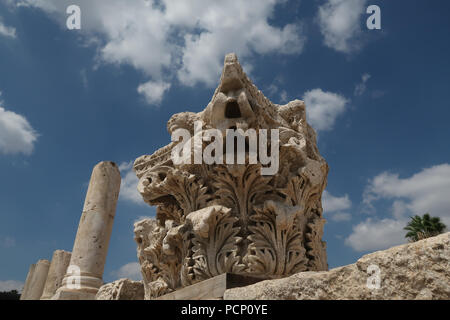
96;279;145;300
133;53;329;299
224;232;450;300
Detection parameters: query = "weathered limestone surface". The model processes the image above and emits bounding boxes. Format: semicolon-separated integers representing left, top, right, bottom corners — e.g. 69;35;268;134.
21;259;50;300
95;279;145;300
133;53;329;299
40;250;71;300
20;263;36;300
54;161;121;300
224;233;450;300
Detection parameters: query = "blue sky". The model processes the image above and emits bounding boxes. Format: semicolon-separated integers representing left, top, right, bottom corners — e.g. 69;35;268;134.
1;0;450;292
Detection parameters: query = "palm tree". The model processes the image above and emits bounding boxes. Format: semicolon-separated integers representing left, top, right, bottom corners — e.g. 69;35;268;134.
404;213;447;242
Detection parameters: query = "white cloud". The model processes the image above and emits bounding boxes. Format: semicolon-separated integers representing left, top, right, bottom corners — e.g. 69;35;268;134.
134;215;153;223
323;190;351;212
0;280;24;293
331;212;351;222
322;190;352;222
137;80;171;105
14;0;306;104
362;73;370;83
280;90;288;103
363;164;450;225
317;0;367;53
303;88;349;132
0;94;38;155
118;161;145;205
111;262;141;281
345;218;406;252
354;73;371;96
346;164;450;252
177;7;305;86
13;0;58;12
0;18;16;38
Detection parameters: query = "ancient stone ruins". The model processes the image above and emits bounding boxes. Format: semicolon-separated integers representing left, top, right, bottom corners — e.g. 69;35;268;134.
133;53;328;299
19;54;450;300
21;161;121;300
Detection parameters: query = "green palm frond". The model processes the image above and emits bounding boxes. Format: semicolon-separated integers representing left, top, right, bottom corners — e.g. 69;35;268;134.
404;213;447;242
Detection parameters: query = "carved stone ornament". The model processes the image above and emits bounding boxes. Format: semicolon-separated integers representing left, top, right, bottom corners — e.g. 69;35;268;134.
133;53;329;299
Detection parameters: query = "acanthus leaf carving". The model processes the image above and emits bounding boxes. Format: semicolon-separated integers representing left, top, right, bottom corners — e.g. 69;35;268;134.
211;164;273;231
245;200;308;277
186;205;245;283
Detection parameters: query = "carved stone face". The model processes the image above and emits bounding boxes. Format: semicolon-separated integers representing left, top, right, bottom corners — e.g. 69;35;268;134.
137;166;174;204
209;89;256;134
167;112;200;135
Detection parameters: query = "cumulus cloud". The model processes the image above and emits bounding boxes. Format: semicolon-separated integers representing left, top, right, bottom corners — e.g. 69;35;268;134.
354;73;371;96
346;164;450;252
0;19;16;38
331;212;351;222
111;262;141;281
14;0;306;105
303;88;349;132
363;164;450;225
322;190;352;222
317;0;367;53
13;0;59;12
0;93;38;155
345;218;406;252
118;161;145;205
323;191;351;212
137;80;171;105
177;9;305;86
0;280;24;293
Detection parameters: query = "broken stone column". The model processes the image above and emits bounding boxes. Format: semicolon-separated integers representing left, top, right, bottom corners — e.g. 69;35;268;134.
54;161;121;300
40;250;71;300
21;259;50;300
20;263;36;300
